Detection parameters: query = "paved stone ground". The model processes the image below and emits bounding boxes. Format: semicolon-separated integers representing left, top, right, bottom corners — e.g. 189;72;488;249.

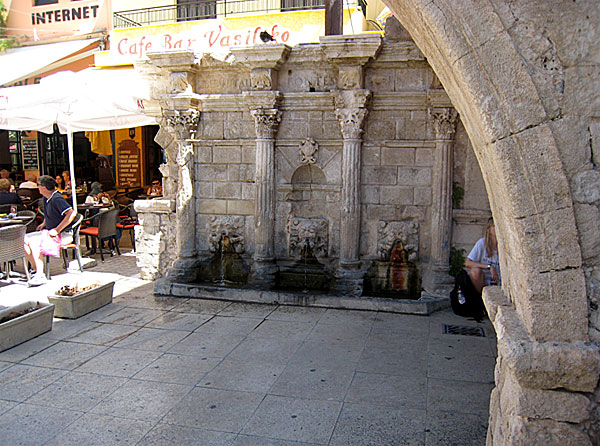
0;240;496;445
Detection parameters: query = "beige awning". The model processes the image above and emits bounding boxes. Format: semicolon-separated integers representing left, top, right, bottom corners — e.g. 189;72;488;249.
0;38;100;87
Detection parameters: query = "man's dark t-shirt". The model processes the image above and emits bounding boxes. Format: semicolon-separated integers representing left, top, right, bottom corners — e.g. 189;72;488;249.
43;190;72;230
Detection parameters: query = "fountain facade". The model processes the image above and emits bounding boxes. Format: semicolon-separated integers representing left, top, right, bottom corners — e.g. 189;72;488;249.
135;34;492;311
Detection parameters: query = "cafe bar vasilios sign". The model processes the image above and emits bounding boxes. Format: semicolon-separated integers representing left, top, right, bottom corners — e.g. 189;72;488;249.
108;10;324;64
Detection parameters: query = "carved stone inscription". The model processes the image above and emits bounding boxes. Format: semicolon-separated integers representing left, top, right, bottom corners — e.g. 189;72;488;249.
287;217;329;258
377;221;419;262
208;215;245;254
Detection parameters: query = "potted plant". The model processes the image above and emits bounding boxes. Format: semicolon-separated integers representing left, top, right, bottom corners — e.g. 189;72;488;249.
0;301;54;352
48;281;115;319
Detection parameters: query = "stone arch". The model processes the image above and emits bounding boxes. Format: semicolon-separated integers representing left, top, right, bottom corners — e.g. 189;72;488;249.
385;0;588;342
384;1;600;443
291;164;327;185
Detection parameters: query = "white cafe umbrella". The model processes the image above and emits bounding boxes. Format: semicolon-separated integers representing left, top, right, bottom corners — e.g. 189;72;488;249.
0;68;158;212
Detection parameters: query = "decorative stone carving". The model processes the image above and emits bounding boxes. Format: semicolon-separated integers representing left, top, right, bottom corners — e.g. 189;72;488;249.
335;108;368;139
338;65;363;89
299;138;319;165
166;109;200;139
429;107;458;140
334;89;371;139
251;68;273;91
287;217;328;258
169;72;191;94
208;216;246;254
377;221;419;262
334;89;371;110
250;107;282;139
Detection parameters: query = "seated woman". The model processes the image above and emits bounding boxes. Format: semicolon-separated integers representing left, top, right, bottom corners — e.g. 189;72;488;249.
62;170;72;192
55;175;66;193
147;178;162;197
464;218;501;293
0;178;23;206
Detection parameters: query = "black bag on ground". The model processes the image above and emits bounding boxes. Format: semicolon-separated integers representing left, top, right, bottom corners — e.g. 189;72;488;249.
450;269;485;318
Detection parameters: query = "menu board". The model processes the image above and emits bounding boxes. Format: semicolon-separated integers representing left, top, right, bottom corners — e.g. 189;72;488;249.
22;138;39;170
116;140;142;187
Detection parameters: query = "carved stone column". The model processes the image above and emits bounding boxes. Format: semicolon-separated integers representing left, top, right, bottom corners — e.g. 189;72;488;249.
334;90;370;295
250;106;281;286
165;108;201;283
423;107;458;296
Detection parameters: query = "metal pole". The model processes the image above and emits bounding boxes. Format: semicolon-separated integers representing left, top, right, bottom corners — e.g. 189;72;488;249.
66;118;77;214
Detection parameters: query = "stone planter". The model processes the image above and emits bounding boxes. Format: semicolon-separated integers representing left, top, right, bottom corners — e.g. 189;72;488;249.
48;281;114;319
0;301;54;352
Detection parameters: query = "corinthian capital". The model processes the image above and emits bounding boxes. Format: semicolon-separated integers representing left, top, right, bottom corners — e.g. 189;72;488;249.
335;108;368;139
166;109;200;139
429;107;458;140
250;108;281;139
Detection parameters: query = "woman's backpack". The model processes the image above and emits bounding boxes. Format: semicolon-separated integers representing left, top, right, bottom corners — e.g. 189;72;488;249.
450;269;486;321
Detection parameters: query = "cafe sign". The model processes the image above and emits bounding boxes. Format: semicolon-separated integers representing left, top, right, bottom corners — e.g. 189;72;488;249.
108;11;323;64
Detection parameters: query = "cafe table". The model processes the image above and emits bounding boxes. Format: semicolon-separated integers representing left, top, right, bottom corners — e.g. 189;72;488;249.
0;216;31;226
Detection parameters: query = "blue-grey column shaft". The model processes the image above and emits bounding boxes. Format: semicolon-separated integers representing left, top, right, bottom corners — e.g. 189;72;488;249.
426;108;458;295
251;108;281;282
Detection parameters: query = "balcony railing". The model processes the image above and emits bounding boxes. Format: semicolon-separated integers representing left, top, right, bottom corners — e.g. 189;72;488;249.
113;0;326;29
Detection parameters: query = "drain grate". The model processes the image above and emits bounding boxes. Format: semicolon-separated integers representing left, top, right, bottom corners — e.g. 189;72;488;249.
443;324;486;337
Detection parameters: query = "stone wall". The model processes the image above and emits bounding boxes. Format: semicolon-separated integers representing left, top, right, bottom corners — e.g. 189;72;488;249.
133;198;176;280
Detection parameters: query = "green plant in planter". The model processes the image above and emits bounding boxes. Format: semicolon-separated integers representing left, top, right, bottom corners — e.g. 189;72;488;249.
452;181;465;209
450;246;466;278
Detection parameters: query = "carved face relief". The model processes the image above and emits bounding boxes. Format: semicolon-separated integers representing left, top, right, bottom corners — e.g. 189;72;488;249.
208;215;246;254
299;138;319;165
287;217;329;258
377;221;419;262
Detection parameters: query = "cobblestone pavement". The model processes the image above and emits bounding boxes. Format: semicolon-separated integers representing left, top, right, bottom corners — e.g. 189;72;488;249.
0;243;495;445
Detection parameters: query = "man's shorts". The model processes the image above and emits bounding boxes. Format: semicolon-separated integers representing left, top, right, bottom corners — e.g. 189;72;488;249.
25;230;73;246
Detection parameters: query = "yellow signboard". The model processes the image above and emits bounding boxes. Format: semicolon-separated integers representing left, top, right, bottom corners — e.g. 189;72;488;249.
106;9;360;65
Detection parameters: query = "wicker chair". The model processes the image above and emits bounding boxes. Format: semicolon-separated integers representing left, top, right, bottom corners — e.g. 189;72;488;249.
0;224;30;281
16;210;36;233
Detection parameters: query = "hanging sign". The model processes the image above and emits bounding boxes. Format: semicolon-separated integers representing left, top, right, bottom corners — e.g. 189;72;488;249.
22;138;39;170
116;139;142;187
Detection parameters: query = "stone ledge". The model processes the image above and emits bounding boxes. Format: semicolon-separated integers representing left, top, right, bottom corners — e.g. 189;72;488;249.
156;282;449;315
134;199;175;214
483;287;600;392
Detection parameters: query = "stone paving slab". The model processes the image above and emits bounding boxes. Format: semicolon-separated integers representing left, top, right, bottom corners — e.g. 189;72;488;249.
0;251;496;445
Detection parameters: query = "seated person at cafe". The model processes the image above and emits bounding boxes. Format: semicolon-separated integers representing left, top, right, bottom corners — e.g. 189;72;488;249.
62;170;72;191
19;174;38;189
55;175;67;192
147;178;163;197
86;182;112;204
0;178;23;206
17;174;42;204
0;169;15;192
24;175;75;286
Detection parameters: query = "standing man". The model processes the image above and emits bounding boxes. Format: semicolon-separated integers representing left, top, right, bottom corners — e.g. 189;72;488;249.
24;175;75;286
